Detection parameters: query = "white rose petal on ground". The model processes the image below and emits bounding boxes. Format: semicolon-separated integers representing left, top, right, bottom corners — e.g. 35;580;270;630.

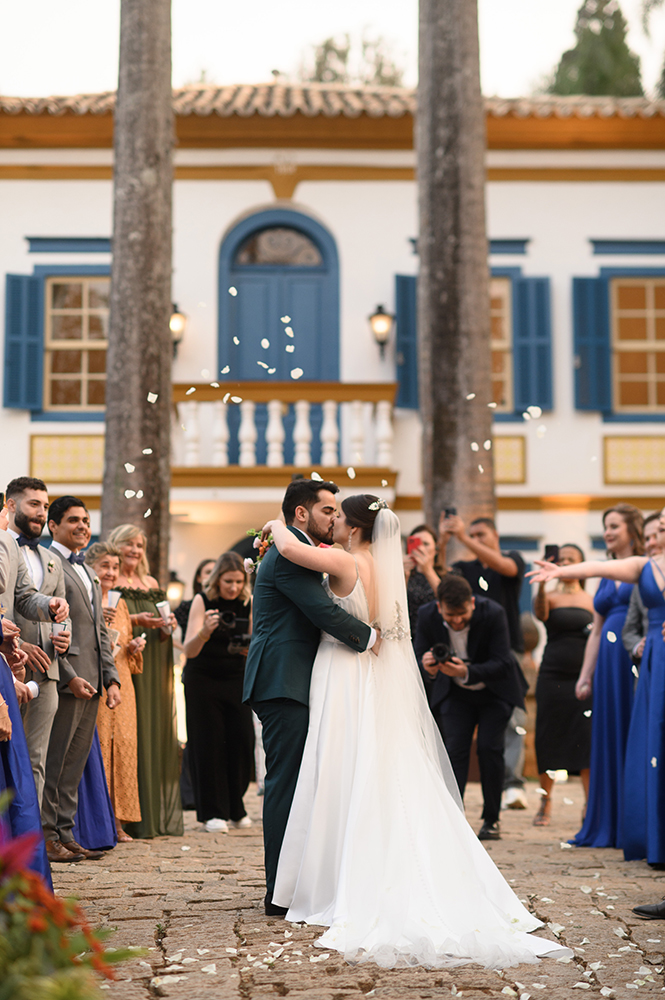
579;886;592;894
202;963;217;974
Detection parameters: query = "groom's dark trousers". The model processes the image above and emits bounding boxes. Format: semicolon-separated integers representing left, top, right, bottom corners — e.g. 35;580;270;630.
243;526;371;902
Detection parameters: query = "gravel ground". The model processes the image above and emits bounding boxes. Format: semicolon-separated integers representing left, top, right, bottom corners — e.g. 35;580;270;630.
52;778;665;999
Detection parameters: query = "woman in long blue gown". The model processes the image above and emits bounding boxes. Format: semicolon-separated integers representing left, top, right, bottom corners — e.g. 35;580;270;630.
622;559;665;863
572;578;635;848
0;652;52;888
527;504;645;849
72;727;118;852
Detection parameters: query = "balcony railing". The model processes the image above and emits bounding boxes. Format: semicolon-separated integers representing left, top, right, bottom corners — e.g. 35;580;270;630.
170;382;398;487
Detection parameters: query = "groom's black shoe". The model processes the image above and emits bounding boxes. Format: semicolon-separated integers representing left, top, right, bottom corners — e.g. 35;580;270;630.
478;821;501;841
264;893;289;917
633;899;665;919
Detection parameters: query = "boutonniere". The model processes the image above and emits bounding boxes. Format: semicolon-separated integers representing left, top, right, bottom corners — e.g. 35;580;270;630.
93;577;100;586
245;529;274;575
47;560;55;573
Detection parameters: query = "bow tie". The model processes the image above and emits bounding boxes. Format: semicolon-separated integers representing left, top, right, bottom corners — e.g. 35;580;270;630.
17;535;40;550
68;552;86;565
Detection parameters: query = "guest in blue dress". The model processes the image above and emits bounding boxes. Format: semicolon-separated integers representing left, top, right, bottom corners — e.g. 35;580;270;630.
527;504;645;849
0;652;52;887
622;558;665;863
72;727;117;852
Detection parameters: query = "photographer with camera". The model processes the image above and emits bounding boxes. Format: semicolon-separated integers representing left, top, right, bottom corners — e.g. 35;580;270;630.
414;575;527;841
183;551;254;833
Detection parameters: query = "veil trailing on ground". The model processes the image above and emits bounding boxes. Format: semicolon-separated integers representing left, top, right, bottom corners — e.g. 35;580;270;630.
371;507;463;812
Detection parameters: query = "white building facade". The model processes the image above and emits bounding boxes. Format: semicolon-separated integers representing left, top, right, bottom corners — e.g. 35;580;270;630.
1;85;665;594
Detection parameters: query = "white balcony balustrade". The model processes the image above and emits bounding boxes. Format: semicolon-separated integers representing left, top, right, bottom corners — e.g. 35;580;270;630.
171;382;396;479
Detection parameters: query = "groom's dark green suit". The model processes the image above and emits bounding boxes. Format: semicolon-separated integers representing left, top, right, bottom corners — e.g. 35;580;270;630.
243;526;372;903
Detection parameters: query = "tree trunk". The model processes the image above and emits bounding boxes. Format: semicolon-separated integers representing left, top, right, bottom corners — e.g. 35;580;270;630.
417;0;495;533
102;0;174;584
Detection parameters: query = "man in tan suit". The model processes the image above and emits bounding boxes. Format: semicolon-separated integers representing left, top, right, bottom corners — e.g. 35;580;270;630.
6;477;72;807
42;496;121;864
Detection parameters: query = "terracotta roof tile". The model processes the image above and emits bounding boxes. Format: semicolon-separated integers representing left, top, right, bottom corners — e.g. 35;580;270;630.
1;84;664;120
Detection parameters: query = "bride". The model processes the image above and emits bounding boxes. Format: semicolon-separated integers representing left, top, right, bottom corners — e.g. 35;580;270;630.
263;495;569;970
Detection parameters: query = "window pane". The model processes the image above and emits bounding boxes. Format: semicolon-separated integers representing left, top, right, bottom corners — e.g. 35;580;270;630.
491;350;507;374
236;228;322;266
87;380;106;406
88;314;108;340
491;315;506;339
618;382;649;406
50;380;82;406
88;280;110;309
492;380;507;407
51;350;82;374
617;284;647;310
655;318;665;340
51;315;83;340
88;350;106;374
655;353;665;374
617;351;649;374
657;383;665;405
654;285;665;310
617;316;647;341
51;283;82;309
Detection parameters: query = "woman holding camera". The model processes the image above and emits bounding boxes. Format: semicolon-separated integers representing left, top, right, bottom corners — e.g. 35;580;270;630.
183;551;254;833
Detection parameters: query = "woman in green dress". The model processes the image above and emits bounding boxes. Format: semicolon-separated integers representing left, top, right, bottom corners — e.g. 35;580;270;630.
107;524;183;838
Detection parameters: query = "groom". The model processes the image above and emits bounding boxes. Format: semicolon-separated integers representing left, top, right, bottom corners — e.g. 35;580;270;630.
244;479;376;916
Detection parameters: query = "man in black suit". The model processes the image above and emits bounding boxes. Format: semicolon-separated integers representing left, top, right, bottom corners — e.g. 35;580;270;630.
414;575;527;841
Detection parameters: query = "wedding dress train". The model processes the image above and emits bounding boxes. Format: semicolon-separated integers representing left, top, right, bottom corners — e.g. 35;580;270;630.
272;510;570;970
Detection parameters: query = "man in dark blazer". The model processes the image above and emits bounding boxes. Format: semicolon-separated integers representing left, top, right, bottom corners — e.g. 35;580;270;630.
243;479;376;915
6;476;72;809
414;574;527;841
41;496;121;864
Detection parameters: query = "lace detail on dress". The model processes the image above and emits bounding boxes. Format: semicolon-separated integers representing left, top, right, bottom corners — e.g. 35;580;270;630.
377;600;411;641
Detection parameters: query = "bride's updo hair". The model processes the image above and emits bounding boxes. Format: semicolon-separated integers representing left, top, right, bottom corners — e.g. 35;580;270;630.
341;494;381;543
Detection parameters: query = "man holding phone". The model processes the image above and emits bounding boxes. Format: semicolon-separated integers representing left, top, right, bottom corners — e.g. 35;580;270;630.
5;477;72;809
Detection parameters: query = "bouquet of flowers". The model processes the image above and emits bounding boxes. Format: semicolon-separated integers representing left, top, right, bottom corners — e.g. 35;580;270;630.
0;798;141;1000
244;529;274;575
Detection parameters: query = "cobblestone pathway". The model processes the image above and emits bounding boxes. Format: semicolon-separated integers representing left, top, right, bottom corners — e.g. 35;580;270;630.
54;779;665;1000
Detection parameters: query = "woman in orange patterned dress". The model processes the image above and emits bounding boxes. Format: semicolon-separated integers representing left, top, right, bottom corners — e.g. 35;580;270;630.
85;542;145;842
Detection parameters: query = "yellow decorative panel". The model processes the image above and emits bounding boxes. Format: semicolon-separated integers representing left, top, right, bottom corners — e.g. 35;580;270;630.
494;436;526;484
604;436;665;484
30;435;104;484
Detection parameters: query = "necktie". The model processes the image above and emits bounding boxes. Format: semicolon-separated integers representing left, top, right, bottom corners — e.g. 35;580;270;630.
69;552;86;565
17;535;40;549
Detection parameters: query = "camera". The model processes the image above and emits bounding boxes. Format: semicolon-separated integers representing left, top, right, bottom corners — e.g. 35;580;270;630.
216;610;251;654
431;641;453;664
444;506;457;517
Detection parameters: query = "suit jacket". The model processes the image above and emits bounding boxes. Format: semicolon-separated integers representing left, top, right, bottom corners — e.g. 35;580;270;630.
13;544;72;683
0;531;53;624
243;526;372;707
622;583;649;662
51;549;120;695
414;596;527;712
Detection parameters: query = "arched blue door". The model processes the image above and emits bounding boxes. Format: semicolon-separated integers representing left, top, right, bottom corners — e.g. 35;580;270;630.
219;208;339;382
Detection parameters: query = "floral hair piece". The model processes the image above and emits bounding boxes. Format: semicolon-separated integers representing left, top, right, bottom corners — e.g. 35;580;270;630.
368;498;389;511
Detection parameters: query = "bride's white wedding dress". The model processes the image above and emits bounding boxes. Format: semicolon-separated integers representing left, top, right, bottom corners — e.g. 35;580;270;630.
272;510;570;970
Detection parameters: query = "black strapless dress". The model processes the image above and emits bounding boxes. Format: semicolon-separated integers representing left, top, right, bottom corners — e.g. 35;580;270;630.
535;605;593;774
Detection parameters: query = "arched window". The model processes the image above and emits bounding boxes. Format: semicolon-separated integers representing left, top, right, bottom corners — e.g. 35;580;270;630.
219;209;339;382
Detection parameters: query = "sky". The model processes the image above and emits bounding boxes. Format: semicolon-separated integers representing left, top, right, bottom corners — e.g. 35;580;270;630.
1;0;665;99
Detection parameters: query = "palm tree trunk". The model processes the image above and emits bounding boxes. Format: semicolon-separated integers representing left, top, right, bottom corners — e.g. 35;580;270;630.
101;0;174;583
417;0;495;531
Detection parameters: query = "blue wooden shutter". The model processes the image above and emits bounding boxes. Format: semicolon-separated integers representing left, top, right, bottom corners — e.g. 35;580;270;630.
395;274;418;409
573;276;611;412
512;276;553;411
4;274;43;410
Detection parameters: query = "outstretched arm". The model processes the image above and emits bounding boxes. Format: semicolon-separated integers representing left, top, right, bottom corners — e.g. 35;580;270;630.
263;520;353;577
527;555;645;586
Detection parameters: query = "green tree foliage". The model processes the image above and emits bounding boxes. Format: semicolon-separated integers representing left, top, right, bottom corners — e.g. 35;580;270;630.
550;0;644;96
301;33;404;87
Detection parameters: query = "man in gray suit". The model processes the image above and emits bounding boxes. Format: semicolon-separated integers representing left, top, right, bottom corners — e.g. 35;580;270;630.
6;477;72;808
42;496;121;864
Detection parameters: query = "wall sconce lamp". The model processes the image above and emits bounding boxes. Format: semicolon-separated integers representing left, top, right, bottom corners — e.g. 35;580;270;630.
169;304;187;357
368;304;394;359
166;570;185;607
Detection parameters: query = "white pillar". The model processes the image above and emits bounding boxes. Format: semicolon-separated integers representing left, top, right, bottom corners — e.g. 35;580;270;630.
178;400;200;467
349;399;365;466
266;399;285;467
375;399;394;466
293;400;312;467
211;400;229;467
238;399;257;467
320;400;339;467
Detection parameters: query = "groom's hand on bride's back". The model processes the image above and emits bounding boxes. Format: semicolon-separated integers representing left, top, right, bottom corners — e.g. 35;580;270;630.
370;629;382;656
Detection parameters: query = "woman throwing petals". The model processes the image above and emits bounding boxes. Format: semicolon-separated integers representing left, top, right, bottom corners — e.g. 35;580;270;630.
528;511;665;865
